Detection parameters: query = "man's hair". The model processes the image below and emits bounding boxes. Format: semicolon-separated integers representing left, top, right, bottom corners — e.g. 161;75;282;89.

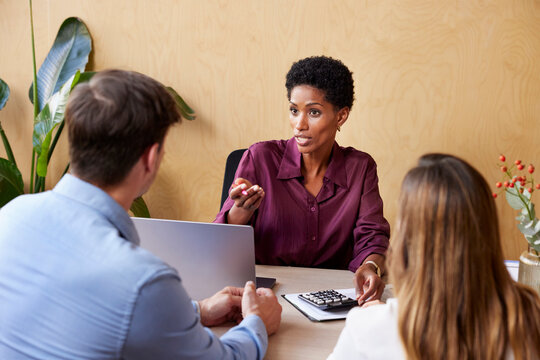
285;56;354;110
389;153;540;359
65;70;180;186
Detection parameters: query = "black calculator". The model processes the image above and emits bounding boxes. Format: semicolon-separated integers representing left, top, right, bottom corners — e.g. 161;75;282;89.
298;290;357;310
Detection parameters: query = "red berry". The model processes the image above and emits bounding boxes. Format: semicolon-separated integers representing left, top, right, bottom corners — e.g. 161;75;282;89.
527;188;533;193
504;181;510;187
517;164;524;170
501;166;507;172
496;182;502;188
536;184;540;190
519;187;524;193
521;181;526;186
499;155;506;162
509;183;515;188
515;160;521;165
492;193;497;198
512;177;518;183
529;165;535;174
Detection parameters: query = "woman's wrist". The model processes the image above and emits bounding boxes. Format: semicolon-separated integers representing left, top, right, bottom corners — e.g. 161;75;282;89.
358;254;386;277
227;204;255;225
362;260;381;277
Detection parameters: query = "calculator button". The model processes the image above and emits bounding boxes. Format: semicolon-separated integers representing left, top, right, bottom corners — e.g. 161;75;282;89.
298;289;357;310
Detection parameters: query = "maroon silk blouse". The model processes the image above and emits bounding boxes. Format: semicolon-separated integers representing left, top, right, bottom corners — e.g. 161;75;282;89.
215;138;390;272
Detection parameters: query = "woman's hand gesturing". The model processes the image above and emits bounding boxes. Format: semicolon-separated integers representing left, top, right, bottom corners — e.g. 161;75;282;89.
227;178;265;225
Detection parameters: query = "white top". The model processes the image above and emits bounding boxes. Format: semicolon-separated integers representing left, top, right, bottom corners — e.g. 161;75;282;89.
328;298;515;360
328;298;405;359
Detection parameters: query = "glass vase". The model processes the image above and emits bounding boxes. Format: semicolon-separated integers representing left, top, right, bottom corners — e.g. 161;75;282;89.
518;245;540;295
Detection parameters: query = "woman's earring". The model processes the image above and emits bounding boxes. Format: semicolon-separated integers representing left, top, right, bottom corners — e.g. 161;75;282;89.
337;125;341;132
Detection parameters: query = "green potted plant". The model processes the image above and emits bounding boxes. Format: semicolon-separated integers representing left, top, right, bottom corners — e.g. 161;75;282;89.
0;0;195;217
493;154;540;293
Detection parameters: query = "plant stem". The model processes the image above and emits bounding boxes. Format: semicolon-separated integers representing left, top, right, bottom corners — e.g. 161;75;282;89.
30;0;39;116
33;169;40;192
62;163;70;177
47;121;64;162
34;175;45;193
30;150;35;193
29;0;39;194
40;176;45;192
0;122;17;167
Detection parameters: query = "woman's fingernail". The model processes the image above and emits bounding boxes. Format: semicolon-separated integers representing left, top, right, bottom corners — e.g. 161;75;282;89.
241;190;248;196
253;185;259;191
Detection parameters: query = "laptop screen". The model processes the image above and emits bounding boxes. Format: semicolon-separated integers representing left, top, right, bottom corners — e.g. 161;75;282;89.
132;217;256;300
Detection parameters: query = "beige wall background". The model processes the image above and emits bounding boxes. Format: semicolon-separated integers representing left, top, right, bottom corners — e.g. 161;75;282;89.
1;1;539;260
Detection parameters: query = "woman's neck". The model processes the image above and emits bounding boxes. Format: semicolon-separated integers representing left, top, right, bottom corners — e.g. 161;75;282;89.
300;142;334;178
300;143;335;198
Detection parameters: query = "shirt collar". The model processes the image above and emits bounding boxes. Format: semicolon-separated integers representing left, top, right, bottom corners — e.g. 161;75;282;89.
277;138;303;179
53;174;141;245
277;137;348;189
325;141;348;189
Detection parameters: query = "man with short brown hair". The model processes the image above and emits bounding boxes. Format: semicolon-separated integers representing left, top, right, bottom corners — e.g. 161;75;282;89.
0;70;281;359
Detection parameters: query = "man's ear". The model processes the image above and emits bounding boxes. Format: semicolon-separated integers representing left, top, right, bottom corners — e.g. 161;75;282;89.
141;143;162;173
337;107;350;128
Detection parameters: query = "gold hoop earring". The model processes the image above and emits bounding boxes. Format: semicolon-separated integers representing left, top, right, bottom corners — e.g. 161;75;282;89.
337;125;341;132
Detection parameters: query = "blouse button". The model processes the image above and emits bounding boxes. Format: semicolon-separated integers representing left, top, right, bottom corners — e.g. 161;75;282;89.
311;236;316;241
310;207;316;212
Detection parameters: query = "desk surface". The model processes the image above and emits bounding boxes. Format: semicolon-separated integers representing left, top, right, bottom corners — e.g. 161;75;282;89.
214;265;355;359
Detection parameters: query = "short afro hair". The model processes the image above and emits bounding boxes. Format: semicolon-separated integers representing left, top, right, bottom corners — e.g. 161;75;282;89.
285;56;354;110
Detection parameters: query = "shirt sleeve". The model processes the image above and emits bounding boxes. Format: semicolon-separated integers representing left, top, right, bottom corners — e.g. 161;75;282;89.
122;274;268;360
214;149;259;224
348;158;390;271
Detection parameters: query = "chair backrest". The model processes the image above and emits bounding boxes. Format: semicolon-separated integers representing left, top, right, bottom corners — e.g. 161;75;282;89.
220;149;247;209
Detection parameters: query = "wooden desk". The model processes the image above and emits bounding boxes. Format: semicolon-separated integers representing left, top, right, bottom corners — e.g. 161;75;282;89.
214;265;355;359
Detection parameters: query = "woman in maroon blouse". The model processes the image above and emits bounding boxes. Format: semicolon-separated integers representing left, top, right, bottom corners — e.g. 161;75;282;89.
215;56;390;303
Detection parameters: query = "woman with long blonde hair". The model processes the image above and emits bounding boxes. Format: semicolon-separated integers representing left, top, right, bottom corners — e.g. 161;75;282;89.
329;154;540;359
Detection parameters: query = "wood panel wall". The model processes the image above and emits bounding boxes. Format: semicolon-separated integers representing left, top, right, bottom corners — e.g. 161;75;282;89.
1;1;539;260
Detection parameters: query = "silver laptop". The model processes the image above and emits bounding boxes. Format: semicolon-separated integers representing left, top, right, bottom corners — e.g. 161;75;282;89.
132;217;257;300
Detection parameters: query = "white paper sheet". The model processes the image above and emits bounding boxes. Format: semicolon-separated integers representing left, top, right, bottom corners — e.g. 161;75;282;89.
283;286;394;322
505;260;519;281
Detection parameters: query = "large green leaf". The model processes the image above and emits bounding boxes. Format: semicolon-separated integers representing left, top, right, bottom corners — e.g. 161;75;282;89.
36;124;57;177
29;17;91;111
0;158;24;207
0;78;9;110
33;72;80;177
130;197;151;218
166;87;196;120
78;71;96;84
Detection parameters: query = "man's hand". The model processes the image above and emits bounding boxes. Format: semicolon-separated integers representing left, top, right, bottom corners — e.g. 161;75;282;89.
198;286;244;327
241;281;282;335
354;264;385;305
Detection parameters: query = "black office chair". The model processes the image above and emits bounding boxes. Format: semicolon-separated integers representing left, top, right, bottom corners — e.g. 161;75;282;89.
220;149;247;209
219;148;278;288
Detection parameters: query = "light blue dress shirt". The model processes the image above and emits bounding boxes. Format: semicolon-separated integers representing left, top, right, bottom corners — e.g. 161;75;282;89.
0;174;267;359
